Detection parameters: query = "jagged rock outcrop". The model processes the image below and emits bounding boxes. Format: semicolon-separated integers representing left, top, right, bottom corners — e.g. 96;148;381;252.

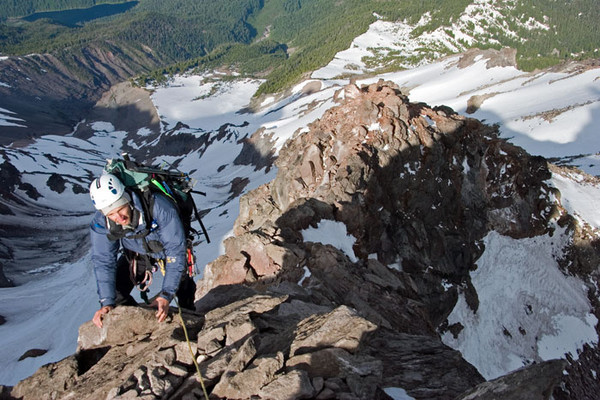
10;290;481;400
9;81;592;399
11;306;204;400
192;80;586;398
9;288;568;400
198;79;558;325
456;359;567;400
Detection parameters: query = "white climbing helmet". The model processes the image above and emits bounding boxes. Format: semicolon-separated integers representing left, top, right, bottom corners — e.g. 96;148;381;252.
89;174;130;215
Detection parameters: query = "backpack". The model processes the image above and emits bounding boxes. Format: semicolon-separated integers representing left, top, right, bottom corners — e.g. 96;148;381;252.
102;154;210;276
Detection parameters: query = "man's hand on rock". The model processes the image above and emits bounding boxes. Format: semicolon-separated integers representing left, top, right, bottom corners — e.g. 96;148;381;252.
93;305;114;328
151;297;169;322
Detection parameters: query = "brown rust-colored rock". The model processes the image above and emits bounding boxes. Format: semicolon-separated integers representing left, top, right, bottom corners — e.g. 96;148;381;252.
290;306;377;357
12;305;203;400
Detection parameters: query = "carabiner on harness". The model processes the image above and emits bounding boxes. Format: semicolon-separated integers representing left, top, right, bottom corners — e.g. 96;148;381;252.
129;256;155;292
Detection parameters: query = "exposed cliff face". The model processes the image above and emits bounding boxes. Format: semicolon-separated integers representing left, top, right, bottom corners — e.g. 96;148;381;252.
8;81;597;399
0;42;168;145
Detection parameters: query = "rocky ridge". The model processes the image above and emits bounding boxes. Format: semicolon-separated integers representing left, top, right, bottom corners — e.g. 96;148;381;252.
6;81;599;399
198;79;563;325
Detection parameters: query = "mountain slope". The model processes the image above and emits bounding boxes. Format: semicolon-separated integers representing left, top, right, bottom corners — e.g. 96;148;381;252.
6;77;599;400
1;0;599;146
0;23;598;398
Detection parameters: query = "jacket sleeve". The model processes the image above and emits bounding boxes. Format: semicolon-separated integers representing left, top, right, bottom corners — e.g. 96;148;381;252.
153;194;187;302
90;211;120;307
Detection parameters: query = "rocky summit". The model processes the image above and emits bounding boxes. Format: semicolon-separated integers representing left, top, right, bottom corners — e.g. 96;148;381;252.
6;81;598;400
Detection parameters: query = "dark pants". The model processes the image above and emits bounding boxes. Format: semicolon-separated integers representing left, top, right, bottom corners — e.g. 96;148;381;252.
114;254;196;310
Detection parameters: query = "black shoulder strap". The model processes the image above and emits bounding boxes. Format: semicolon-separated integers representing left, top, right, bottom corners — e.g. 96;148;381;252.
139;189;155;230
190;191;211;243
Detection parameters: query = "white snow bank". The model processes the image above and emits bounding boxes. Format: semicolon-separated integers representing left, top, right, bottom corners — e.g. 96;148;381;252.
442;229;598;380
551;173;600;229
0;255;98;386
149;75;262;132
0;107;26;127
383;387;416;400
301;220;358;262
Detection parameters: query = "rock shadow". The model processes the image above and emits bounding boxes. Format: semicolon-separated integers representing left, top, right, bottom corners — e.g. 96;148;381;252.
76;347;110;376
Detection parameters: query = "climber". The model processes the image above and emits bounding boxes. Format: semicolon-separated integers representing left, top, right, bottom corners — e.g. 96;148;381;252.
88;173;196;328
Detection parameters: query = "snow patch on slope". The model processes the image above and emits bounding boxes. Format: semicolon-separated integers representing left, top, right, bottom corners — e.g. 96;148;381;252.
0;255;98;386
550;172;600;229
313;0;549;78
3;129;127;213
302;220;358;262
0;107;26;127
150;74;263;132
442;228;598;380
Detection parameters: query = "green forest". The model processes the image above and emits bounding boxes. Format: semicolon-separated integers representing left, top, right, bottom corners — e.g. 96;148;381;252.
0;0;598;95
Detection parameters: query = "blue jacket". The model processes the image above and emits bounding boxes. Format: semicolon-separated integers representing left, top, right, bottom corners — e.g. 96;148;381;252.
90;191;187;307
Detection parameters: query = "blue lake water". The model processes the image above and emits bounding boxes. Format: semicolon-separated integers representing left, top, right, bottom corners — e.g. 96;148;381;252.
22;1;138;27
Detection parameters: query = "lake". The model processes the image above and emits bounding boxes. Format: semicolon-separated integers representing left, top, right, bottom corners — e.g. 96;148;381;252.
22;1;139;27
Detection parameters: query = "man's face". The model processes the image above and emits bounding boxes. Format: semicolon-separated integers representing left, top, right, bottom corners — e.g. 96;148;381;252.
106;204;132;226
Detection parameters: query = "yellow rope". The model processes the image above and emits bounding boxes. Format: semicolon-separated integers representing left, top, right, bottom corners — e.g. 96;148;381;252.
174;297;209;400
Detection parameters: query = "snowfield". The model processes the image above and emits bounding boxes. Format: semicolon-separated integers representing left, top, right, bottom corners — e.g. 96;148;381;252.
441;228;597;380
0;8;599;392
